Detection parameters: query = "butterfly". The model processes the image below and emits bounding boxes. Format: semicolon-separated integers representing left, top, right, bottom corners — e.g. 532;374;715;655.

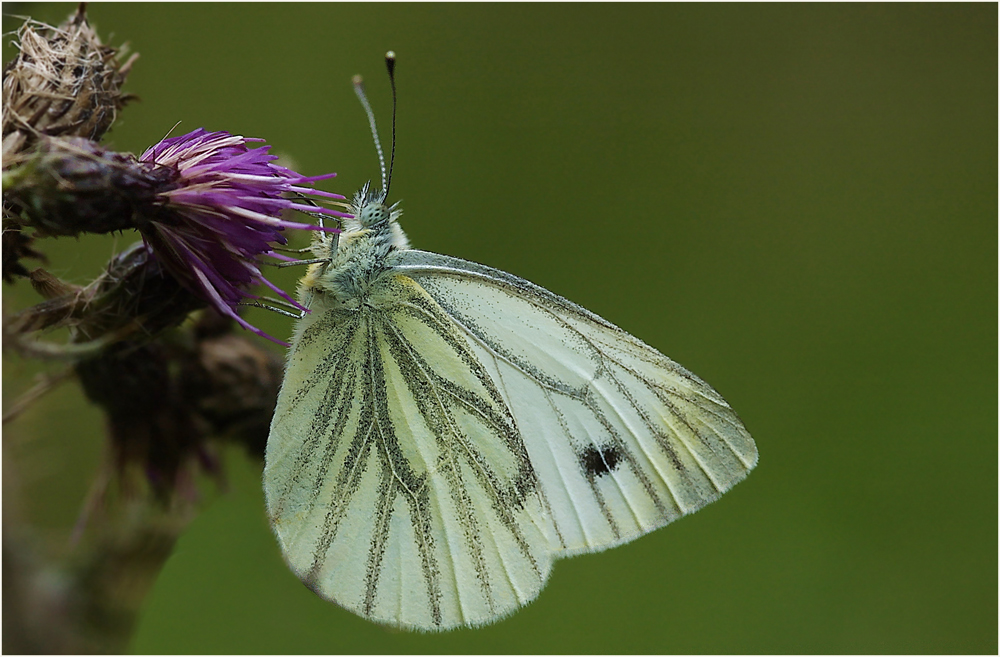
263;55;756;631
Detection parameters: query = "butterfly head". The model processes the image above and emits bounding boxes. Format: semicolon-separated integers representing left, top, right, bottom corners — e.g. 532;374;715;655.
349;181;400;230
346;54;404;236
297;181;408;303
342;181;409;249
303;52;408;275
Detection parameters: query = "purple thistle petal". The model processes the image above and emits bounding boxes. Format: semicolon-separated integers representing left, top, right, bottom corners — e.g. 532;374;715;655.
134;128;349;343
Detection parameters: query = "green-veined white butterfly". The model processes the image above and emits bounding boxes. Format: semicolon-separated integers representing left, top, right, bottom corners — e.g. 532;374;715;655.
264;54;756;631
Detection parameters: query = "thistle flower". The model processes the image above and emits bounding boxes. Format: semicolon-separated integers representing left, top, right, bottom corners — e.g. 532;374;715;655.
4;129;348;343
136;128;348;342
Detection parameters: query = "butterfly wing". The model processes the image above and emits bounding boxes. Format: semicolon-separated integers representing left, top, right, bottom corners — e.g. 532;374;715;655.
265;274;556;630
388;249;757;557
266;248;756;630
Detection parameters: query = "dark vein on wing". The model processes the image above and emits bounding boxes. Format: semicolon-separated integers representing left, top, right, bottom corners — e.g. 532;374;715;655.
281;343;357;512
626;362;751;478
363;455;396;616
417;286;675;530
392;289;542;541
378;311;496;615
370;316;442;626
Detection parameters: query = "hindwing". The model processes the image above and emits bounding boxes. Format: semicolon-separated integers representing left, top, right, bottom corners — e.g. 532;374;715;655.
265;274;555;630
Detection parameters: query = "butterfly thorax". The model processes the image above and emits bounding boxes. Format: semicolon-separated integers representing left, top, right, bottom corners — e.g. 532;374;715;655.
298;184;410;309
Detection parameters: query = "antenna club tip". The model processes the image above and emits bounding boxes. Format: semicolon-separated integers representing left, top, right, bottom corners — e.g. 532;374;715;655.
385;50;396;61
352;74;364;86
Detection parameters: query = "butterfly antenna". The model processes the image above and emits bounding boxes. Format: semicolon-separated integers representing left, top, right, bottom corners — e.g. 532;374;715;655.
353;74;387;192
385;51;397;198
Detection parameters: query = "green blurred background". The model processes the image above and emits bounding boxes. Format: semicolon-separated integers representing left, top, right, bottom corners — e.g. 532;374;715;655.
3;3;995;654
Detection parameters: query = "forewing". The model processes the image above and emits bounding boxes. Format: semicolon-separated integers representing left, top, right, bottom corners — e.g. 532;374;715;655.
389;250;757;556
265;276;555;630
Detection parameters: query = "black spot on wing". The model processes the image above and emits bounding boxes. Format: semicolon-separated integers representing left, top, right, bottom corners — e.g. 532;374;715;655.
580;444;622;478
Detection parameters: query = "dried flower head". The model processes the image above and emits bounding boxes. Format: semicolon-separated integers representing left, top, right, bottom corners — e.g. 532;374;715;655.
4;242;205;358
72;308;284;501
1;5;136;159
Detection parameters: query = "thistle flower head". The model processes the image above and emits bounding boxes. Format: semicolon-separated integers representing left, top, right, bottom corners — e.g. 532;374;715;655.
136;128;349;343
4;129;346;344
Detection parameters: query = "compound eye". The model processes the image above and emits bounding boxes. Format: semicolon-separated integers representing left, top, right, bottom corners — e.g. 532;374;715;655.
359;203;390;227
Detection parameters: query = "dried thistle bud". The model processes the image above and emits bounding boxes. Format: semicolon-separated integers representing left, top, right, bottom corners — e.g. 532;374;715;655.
2;5;136;159
73;311;282;501
75;339;208;501
183;319;285;459
76;241;208;340
5;241;205;345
